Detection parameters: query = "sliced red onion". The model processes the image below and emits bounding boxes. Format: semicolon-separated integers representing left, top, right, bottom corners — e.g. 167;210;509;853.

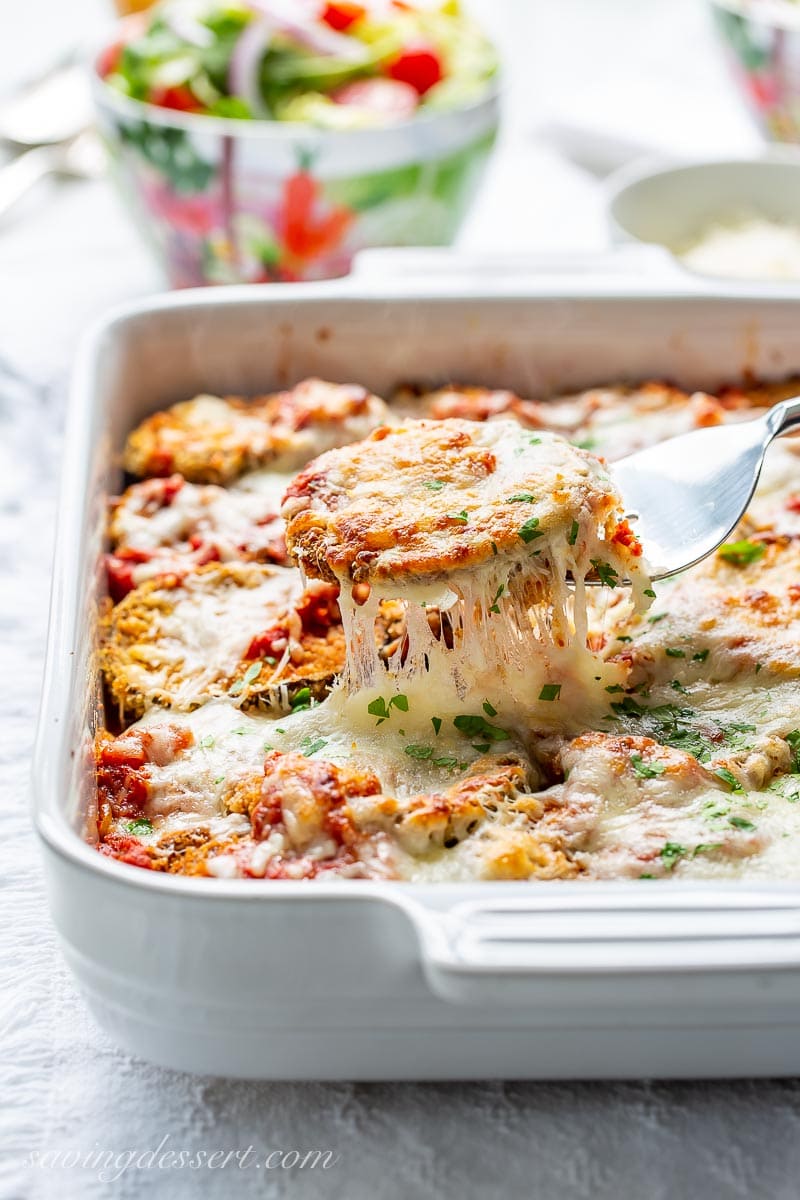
245;0;370;61
228;19;273;114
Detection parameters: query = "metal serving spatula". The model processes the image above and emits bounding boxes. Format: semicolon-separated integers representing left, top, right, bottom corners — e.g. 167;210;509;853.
610;395;800;579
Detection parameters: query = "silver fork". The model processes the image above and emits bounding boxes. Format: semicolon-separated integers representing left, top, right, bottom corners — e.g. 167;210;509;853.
610;396;800;579
0;60;104;222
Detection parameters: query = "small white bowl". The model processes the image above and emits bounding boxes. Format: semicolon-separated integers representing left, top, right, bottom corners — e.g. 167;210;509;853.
605;154;800;281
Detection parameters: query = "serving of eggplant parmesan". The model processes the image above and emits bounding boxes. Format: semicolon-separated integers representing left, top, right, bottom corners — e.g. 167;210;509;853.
96;373;800;882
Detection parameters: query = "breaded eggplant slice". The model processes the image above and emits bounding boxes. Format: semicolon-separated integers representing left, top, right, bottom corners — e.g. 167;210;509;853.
283;417;647;589
101;563;346;719
123;378;389;484
106;472;289;600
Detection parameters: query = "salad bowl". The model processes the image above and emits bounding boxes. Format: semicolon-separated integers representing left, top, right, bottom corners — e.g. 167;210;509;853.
92;1;500;286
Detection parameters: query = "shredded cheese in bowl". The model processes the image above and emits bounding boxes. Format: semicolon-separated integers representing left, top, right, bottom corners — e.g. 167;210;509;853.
678;216;800;281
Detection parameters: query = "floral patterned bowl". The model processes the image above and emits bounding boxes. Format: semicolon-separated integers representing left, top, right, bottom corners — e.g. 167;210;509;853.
710;0;800;142
91;57;500;287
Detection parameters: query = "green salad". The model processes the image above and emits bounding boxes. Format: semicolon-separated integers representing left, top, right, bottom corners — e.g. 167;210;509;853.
100;0;498;127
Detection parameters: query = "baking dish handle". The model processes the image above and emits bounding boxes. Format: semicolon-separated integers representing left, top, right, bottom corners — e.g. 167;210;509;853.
408;892;800;1005
349;245;684;285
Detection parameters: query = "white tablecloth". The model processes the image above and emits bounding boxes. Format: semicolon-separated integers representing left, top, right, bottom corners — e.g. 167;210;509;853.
5;2;799;1198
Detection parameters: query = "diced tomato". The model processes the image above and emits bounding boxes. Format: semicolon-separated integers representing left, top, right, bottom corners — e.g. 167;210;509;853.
321;1;365;30
331;77;419;120
106;547;153;602
610;518;643;556
387;42;443;96
97;762;149;821
186;536;222;567
100;733;146;769
99;834;153;870
140;474;185;509
97;40;124;79
149;85;202;113
295;583;341;634
246;624;289;660
787;495;800;514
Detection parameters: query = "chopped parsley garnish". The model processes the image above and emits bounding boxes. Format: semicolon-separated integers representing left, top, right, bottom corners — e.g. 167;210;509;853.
229;661;262;695
692;649;709;662
631;753;665;779
728;815;756;831
368;694;408;725
508;492;535;503
616;635;633;643
213;775;226;785
693;843;723;857
483;700;498;717
607;699;756;766
787;729;800;772
301;738;327;757
434;755;459;769
590;559;619;588
671;679;689;694
605;684;625;694
431;716;442;736
199;734;215;749
660;842;687;870
231;727;248;736
769;775;800;802
472;743;491;754
567;519;579;547
576;437;598;450
126;817;152;835
491;541;499;557
291;686;312;710
715;767;743;793
489;583;504;614
527;436;542;446
518;516;543;544
644;588;657;598
665;648;685;658
648;613;667;624
447;510;469;523
718;539;767;567
453;714;510;742
405;744;433;760
422;479;445;491
539;683;562;702
262;744;273;753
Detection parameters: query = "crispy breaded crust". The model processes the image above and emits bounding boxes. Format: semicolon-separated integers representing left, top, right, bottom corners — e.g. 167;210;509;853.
123;379;389;484
101;562;345;720
283;417;634;585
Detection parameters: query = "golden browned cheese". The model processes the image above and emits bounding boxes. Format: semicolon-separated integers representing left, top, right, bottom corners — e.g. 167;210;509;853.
97;377;800;883
123;378;389;484
283;417;641;586
101;563;345;719
105;473;289;601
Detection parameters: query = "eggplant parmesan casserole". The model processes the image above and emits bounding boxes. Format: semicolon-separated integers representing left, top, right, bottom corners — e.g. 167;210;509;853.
95;375;800;882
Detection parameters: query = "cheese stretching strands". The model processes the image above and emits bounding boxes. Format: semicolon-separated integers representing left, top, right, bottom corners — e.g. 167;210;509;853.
283;418;652;727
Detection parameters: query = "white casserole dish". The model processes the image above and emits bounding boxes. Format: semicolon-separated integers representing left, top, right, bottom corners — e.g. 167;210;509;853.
32;252;800;1080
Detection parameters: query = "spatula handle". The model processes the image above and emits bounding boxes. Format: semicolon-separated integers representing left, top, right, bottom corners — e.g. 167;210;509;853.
767;395;800;438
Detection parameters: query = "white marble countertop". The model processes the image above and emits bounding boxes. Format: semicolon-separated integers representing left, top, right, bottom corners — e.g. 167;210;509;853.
5;2;800;1199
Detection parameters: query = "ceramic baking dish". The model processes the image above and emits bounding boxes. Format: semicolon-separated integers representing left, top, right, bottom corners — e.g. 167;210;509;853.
32;252;800;1080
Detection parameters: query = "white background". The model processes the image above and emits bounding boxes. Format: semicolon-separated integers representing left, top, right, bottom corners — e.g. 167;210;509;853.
2;3;796;1200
